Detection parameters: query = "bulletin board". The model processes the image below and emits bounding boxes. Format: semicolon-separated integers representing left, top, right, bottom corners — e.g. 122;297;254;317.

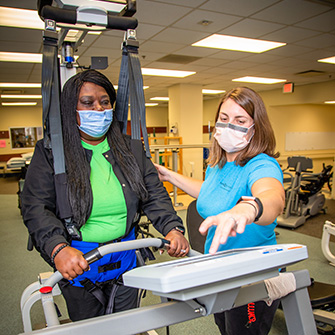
285;132;335;151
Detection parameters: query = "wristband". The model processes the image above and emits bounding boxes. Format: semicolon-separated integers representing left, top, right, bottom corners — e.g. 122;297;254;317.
171;226;185;235
238;201;258;218
237;196;263;222
51;243;69;264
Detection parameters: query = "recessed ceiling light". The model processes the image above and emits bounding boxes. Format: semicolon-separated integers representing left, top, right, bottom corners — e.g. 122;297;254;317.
145;103;159;107
0;52;42;63
198;20;213;26
202;89;225;94
142;68;195;78
2;102;37;106
0;83;41;88
114;85;149;90
0;7;105;33
232;76;286;84
324;101;335;104
192;34;286;53
0;52;80;63
318;56;335;65
1;94;42;99
0;7;44;30
150;97;169;101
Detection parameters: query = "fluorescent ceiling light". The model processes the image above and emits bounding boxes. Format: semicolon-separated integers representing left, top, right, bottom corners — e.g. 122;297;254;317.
150;97;169;101
142;68;195;78
1;94;42;99
202;89;225;94
145;103;159;107
0;83;41;88
114;85;149;90
318;56;335;65
0;52;42;63
0;7;104;33
0;52;80;63
2;102;37;106
324;101;335;104
232;76;286;84
192;34;286;53
0;7;43;30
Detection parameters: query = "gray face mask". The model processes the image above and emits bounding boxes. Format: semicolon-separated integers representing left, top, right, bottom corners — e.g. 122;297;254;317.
214;122;255;153
77;109;113;138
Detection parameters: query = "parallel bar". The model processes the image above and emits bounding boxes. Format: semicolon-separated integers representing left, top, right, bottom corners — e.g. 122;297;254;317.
21;301;203;335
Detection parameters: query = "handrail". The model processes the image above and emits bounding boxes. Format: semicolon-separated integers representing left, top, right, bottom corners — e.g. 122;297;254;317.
150;143;209;150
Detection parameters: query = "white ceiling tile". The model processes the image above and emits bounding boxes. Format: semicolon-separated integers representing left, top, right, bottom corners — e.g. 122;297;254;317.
149;0;206;8
294;33;335;49
266;44;315;57
134;0;192;26
171;9;241;33
0;41;42;53
172;46;221;57
251;0;330;25
295;9;335;32
261;26;320;44
151;27;210;44
135;23;166;41
218;18;284;39
139;40;185;54
200;0;278;17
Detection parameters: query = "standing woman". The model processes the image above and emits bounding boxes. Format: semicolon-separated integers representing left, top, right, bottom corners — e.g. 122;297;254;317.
155;87;285;335
21;69;189;322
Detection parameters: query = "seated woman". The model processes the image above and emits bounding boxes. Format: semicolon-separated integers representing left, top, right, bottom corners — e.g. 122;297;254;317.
21;69;189;322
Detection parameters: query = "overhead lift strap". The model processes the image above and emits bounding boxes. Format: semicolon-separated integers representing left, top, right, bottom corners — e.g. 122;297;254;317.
116;33;151;158
42;29;72;220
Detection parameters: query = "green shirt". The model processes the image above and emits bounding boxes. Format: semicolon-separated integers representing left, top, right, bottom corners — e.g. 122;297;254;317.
80;138;127;243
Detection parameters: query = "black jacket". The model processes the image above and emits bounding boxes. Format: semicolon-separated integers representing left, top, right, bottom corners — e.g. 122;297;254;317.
21;137;184;265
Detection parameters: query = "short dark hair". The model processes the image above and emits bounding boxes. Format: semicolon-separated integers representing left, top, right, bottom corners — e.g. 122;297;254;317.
208;87;279;168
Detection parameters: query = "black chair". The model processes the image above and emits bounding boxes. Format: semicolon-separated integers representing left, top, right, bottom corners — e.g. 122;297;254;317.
186;200;206;254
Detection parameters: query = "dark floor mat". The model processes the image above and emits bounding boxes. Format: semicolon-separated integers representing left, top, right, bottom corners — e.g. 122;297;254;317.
278;199;335;241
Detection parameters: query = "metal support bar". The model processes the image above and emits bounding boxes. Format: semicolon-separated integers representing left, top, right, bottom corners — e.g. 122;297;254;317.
21;301;203;335
154;149;159;164
281;270;317;335
172;149;178;206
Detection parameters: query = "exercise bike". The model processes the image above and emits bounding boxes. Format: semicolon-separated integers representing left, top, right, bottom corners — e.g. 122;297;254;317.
277;156;333;229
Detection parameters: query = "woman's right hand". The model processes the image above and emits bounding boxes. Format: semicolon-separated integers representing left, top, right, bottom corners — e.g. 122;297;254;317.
52;245;89;280
153;163;171;182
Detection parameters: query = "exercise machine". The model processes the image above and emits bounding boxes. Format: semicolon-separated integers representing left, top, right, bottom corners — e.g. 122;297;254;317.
277;156;332;229
308;222;335;333
20;240;318;335
322;220;335;266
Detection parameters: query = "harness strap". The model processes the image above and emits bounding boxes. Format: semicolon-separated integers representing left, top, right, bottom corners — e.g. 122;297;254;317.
115;30;151;158
105;280;122;314
42;28;73;221
79;278;108;307
98;261;121;273
79;277;124;314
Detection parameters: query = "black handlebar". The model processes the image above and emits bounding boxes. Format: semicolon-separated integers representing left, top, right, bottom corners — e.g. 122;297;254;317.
38;4;138;31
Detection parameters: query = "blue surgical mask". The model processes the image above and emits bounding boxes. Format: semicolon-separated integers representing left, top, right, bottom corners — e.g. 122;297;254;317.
77;109;113;138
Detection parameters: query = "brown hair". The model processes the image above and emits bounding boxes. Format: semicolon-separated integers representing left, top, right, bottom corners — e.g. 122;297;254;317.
208;87;279;168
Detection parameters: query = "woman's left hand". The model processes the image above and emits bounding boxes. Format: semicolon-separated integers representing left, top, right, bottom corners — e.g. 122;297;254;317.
165;229;190;257
199;204;256;255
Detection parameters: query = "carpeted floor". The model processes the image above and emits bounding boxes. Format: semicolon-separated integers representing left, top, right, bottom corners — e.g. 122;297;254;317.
0;174;21;194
